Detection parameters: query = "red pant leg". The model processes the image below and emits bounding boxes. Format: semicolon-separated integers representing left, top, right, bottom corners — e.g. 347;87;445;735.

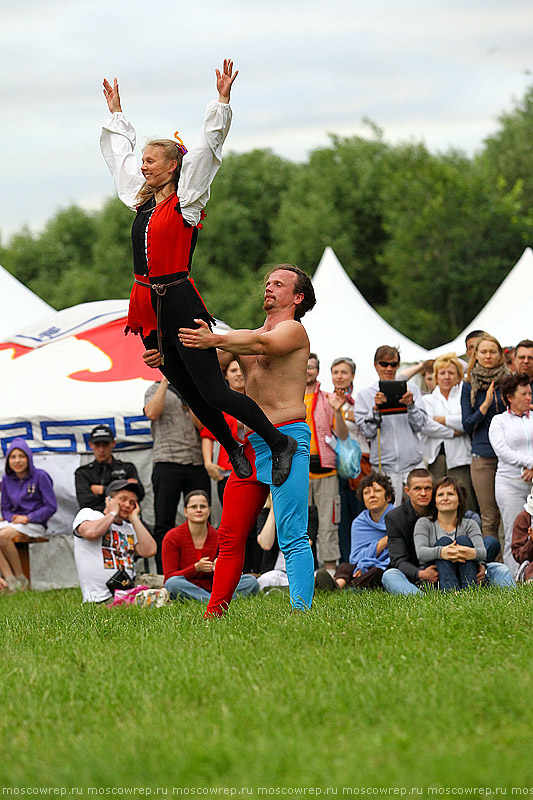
205;445;269;617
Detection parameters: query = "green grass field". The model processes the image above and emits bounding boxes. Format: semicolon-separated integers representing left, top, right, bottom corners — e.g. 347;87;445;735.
1;586;532;795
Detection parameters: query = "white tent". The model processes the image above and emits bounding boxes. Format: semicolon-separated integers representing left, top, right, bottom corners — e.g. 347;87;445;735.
427;247;533;357
303;247;428;390
0;263;54;339
0;300;231;590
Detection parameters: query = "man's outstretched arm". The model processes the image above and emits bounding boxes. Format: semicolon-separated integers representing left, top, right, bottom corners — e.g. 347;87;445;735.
178;318;306;356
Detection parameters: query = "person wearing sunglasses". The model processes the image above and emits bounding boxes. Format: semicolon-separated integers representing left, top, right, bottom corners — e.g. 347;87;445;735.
354;345;427;505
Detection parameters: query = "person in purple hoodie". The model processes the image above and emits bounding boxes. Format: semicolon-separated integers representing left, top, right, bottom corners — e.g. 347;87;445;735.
0;438;57;591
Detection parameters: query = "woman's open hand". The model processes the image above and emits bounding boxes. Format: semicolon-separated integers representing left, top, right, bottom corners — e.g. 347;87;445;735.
216;59;238;103
103;77;122;113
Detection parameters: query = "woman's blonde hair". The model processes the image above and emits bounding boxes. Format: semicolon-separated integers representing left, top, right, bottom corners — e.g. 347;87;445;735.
135;139;184;207
432;352;463;386
466;333;504;381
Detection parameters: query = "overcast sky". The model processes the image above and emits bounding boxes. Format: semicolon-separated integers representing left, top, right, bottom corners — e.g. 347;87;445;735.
1;0;532;242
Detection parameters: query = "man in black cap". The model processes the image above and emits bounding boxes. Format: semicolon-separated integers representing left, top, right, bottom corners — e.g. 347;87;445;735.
73;479;156;603
74;425;144;512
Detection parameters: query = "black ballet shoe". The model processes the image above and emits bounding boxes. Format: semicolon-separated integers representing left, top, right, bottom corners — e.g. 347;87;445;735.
271;435;298;486
228;444;253;479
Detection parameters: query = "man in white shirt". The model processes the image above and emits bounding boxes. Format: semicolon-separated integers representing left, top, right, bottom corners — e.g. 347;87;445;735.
73;480;156;603
354;345;427;505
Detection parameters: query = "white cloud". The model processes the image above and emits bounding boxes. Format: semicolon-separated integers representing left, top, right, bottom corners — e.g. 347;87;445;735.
1;0;532;239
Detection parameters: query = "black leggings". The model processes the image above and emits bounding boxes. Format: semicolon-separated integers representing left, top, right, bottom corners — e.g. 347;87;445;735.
142;327;284;454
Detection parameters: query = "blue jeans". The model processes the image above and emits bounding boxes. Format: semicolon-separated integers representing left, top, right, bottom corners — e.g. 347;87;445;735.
382;568;423;595
383;562;515;595
436;535;477;591
338;476;364;563
165;574;259;602
249;422;315;610
485;562;515;588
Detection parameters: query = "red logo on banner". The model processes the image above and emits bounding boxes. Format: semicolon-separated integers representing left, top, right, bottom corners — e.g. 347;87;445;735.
69;318;159;382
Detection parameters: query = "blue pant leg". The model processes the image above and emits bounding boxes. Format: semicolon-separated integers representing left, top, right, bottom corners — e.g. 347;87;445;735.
485;562;516;589
483;536;501;563
338;476;364;563
233;574;260;597
164;576;211;602
382;568;422;596
435;535;460;591
455;534;478;589
250;423;315;611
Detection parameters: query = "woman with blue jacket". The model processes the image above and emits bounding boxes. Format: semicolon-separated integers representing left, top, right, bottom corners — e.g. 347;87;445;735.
461;334;507;539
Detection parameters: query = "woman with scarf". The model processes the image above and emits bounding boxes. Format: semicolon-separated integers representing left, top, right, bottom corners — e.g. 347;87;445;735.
330;357;368;562
461;333;507;539
489;372;533;576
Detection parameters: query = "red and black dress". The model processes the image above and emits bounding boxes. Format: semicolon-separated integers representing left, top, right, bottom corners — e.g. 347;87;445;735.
100;100;287;459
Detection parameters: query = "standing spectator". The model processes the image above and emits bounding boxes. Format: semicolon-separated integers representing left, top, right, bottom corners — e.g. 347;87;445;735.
464;330;484;363
305;353;349;572
144;379;210;574
74;425;144;513
354;345;427;504
513;339;533;388
421;353;476;511
73;480;156;604
330;356;367;562
511;487;533;582
315;471;394;591
162;490;258;602
414;477;486;591
0;438;57;592
398;359;436;394
489;372;533;576
461;333;507;539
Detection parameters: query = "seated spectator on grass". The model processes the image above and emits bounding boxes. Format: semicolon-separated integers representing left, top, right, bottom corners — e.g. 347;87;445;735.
421;353;476;512
162;491;259;602
74;425;144;513
512;486;533;583
73;480;156;604
315;471;394;591
414;476;486;591
383;469;513;595
0;438;57;593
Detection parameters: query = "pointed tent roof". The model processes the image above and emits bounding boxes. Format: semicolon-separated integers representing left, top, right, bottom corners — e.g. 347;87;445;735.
303;247;427;390
0;263;54;339
427;247;533;356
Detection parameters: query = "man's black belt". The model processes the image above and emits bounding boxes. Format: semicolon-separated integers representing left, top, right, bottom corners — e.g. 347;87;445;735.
134;272;189;366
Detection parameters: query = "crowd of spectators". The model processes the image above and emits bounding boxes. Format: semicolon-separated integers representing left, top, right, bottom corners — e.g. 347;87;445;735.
2;331;533;603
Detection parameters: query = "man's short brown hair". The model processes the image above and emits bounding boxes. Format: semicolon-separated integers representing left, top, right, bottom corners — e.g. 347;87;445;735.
265;264;316;321
374;345;400;363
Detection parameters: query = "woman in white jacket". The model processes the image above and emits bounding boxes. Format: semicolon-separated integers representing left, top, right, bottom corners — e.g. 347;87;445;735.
422;353;475;511
489;372;533;576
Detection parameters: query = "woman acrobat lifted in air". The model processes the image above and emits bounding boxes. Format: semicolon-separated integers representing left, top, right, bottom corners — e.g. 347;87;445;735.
100;60;296;484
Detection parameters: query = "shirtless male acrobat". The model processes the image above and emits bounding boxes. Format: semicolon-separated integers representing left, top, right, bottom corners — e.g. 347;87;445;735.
144;265;318;615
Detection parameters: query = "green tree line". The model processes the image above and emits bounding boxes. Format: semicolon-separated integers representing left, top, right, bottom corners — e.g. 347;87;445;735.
2;86;533;349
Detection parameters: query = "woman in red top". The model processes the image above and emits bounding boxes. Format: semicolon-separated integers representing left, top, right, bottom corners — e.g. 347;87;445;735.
100;61;296;484
162;491;258;602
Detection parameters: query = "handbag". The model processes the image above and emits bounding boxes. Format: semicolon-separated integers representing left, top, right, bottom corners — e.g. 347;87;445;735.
106;568;135;595
327;434;362;481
